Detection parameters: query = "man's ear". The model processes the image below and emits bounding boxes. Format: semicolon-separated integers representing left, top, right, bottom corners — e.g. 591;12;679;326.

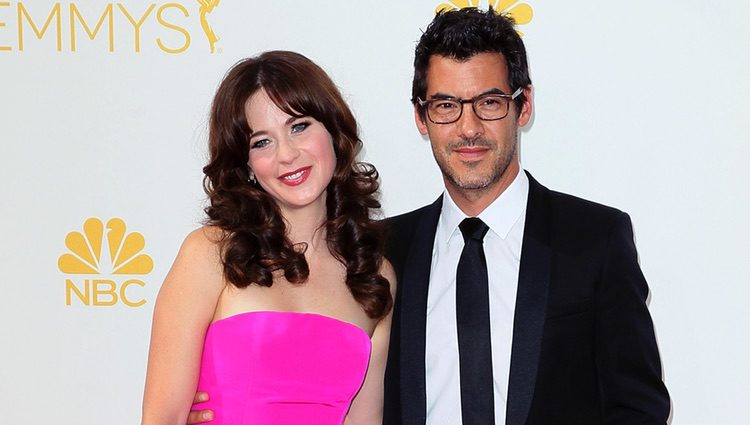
414;105;429;135
517;85;533;127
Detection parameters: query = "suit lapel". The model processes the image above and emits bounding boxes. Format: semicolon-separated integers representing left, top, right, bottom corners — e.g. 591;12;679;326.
399;196;442;425
506;172;552;425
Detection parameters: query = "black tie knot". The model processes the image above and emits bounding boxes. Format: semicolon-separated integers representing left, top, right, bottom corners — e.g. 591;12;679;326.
459;217;489;243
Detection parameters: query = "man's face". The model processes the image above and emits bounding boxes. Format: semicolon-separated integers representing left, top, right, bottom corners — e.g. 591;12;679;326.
415;53;532;199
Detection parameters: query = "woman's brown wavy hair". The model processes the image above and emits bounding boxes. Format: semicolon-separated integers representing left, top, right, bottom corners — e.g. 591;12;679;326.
202;50;391;319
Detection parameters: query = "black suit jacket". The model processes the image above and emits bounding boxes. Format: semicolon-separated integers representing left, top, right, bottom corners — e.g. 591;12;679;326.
383;172;669;425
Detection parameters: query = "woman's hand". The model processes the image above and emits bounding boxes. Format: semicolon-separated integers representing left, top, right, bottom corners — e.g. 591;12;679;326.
187;392;214;424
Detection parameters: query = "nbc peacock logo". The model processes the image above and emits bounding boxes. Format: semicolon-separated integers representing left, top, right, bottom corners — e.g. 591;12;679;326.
435;0;533;34
59;217;153;308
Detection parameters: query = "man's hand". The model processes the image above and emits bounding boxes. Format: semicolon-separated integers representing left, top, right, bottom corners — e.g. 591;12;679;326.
187;392;214;424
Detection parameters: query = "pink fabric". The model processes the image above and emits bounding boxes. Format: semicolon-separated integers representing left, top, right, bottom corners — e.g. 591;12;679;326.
193;311;371;424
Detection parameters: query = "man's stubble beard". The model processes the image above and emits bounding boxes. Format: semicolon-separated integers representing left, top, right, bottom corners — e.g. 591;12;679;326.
433;135;518;192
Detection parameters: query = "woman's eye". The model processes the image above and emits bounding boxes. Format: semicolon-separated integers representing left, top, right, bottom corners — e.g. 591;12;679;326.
250;139;270;149
291;122;310;133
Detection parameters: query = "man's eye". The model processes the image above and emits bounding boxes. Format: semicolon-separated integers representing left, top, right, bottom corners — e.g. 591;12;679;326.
291;122;310;133
477;96;506;110
479;96;505;107
433;101;458;110
250;139;270;149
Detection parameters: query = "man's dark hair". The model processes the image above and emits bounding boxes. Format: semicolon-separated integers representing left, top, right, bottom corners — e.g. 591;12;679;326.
412;7;532;116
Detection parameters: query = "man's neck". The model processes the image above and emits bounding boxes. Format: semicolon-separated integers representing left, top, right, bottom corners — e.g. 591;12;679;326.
445;162;521;217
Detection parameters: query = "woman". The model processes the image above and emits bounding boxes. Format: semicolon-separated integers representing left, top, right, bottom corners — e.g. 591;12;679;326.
142;50;395;424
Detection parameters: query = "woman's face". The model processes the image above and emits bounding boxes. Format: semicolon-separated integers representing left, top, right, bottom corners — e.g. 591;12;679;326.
245;89;336;216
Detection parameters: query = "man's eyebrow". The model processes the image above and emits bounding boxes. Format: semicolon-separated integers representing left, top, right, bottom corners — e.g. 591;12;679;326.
481;88;510;96
428;92;458;100
428;88;509;100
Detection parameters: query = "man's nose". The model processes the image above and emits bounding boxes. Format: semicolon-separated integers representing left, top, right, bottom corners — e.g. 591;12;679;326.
456;103;484;141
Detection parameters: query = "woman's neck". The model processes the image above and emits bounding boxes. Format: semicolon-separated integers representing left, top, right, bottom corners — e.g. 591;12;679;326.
281;204;328;251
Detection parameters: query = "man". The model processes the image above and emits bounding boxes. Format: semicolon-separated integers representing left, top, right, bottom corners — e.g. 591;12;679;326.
187;7;669;425
382;7;669;425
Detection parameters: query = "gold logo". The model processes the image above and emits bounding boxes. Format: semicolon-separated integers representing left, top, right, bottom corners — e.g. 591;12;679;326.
0;1;223;53
59;217;153;275
435;1;533;33
197;0;220;53
59;217;152;307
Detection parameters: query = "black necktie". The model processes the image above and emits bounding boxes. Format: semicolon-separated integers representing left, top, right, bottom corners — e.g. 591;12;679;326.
456;217;494;425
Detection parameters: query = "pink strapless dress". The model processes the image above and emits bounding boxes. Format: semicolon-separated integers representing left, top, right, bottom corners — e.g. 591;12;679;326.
193;311;371;424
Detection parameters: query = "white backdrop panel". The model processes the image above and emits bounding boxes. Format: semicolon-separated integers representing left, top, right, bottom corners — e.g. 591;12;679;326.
1;1;748;423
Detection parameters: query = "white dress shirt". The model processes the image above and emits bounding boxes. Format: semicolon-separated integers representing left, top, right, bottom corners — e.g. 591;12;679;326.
425;170;529;425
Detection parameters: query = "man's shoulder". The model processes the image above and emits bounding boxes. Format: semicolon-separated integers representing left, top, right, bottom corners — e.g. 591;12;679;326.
548;188;625;217
382;201;438;251
383;203;436;230
381;198;442;266
527;176;637;253
530;173;629;225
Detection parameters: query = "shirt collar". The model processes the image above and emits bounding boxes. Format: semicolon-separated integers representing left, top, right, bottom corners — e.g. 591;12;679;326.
437;169;529;245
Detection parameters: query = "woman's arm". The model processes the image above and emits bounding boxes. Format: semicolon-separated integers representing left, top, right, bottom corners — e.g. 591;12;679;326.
142;228;225;425
345;260;397;425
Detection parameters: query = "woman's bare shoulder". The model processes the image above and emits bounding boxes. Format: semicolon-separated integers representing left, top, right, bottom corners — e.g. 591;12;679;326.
379;257;397;298
183;225;224;248
178;225;224;259
167;226;226;291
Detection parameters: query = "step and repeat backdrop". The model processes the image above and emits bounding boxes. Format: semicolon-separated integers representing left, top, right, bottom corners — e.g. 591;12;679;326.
1;1;748;423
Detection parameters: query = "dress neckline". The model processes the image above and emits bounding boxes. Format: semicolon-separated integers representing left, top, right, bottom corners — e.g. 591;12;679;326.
209;310;371;339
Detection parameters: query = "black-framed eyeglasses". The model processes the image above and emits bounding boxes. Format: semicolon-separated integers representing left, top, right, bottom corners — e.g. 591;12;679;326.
417;87;523;124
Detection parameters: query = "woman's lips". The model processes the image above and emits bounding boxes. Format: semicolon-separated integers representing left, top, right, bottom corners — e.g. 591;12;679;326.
278;166;312;186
